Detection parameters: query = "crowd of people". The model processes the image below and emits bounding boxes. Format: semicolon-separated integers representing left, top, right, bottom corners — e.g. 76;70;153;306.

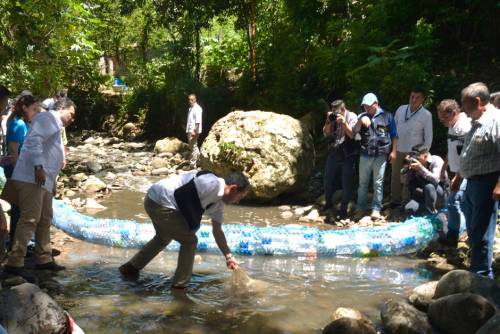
0;87;76;280
323;82;500;279
0;82;498;289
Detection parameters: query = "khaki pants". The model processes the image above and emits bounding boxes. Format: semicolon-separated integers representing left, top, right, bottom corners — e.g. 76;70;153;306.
390;151;410;205
187;134;199;168
130;196;198;287
7;181;53;267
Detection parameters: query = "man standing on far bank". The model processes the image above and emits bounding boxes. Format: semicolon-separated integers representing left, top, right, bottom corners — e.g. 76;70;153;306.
186;94;202;169
451;82;500;279
390;88;433;209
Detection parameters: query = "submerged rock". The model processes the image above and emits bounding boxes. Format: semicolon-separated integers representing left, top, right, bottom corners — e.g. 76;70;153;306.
428;293;496;334
0;283;68;334
199;110;315;201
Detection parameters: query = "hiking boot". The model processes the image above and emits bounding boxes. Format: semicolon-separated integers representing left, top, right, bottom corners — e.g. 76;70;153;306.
35;261;66;271
119;262;140;280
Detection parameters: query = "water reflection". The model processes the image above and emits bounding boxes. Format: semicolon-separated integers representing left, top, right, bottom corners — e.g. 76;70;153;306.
56;241;432;334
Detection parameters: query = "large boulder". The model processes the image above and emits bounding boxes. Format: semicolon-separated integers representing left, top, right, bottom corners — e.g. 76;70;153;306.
380;300;432;334
477;313;500;334
0;283;68;334
434;270;500;306
154;137;189;155
199;110;315;200
428;293;496;334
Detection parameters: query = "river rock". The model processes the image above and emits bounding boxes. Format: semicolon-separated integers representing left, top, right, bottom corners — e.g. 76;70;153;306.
82;176;107;193
199;110;315;200
151;167;171;176
434;270;500;306
122;122;136;135
0;283;68;334
323;317;376;334
85;159;103;173
412;281;438;299
154;137;188;154
332;307;366;321
380;300;432;334
280;211;294;219
408;293;433;312
71;172;88;182
477;313;500;334
151;157;169;169
428;293;496;334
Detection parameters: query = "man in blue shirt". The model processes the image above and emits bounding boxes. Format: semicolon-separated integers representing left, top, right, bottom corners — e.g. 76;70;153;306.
354;93;398;220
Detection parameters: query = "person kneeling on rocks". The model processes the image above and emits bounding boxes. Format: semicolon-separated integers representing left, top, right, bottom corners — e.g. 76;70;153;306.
119;170;250;289
2;97;76;278
401;144;447;215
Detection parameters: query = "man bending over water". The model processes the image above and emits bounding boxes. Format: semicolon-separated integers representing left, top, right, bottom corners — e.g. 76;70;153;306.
119;170;250;289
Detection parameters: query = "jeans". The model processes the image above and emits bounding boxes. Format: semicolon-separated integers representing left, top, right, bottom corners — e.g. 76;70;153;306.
323;151;356;214
446;179;467;238
408;181;446;214
463;173;499;279
356;154;387;212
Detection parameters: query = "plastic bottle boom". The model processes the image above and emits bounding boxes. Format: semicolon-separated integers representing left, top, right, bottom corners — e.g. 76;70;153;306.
52;201;441;257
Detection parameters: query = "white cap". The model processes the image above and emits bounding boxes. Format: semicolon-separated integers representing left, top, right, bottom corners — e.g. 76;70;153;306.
361;93;378;106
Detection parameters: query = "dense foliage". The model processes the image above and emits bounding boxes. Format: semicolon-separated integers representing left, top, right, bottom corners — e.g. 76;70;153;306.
1;0;499;147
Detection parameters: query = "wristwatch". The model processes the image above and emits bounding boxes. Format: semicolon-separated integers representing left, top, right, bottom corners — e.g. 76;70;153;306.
34;165;43;171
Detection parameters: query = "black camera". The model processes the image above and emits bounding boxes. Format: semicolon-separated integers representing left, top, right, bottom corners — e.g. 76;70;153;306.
328;112;339;123
401;152;419;174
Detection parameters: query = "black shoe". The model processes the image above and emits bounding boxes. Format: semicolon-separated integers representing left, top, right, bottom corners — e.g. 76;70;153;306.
2;265;36;283
35;261;66;271
438;236;459;248
336;211;348;221
119;262;140;280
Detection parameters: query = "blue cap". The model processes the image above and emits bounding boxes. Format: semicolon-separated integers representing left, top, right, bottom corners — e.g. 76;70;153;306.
361;93;378;106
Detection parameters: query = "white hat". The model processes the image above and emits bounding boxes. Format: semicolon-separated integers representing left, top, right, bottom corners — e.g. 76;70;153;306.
361;93;378;106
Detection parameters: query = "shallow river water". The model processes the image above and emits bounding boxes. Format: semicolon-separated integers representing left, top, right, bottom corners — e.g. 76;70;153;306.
52;189;436;333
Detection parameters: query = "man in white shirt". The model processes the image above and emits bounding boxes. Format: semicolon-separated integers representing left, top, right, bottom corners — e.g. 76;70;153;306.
3;98;75;277
119;170;250;289
186;94;202;168
437;99;471;246
390;88;433;208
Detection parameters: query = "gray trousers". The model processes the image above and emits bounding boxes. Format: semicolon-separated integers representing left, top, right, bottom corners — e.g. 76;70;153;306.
130;196;198;287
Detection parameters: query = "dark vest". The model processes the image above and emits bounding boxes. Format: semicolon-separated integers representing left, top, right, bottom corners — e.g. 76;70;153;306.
173;170;215;231
359;109;392;156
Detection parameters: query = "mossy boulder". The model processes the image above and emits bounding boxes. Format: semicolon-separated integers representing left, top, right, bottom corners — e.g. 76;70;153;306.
200;110;315;200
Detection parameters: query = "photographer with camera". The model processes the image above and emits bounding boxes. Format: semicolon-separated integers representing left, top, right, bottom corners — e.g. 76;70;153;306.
402;144;447;215
437;99;471;246
353;93;398;220
322;100;358;219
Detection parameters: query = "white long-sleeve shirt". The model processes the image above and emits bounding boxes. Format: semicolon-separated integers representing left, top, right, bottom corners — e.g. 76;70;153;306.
394;104;433;152
186;103;203;134
12;111;64;192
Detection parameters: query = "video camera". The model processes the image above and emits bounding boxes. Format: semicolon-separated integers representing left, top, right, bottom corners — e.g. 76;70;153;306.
400;152;419;175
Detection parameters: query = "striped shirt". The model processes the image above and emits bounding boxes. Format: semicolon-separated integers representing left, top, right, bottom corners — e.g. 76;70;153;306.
459;104;500;178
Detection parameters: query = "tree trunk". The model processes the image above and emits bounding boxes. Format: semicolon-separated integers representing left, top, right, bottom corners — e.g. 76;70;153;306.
195;24;201;82
249;0;257;81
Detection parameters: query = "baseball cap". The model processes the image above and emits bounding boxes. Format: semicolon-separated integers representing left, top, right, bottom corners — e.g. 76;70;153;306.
361;93;378;106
